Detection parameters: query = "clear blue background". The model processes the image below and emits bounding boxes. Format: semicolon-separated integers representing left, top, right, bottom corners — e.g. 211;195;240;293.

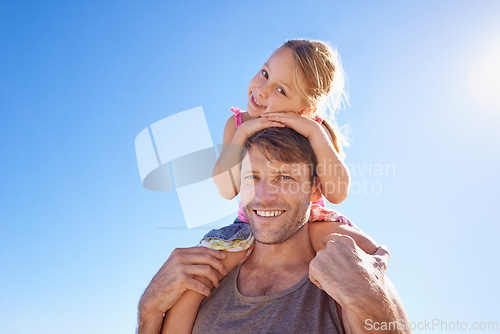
1;1;499;333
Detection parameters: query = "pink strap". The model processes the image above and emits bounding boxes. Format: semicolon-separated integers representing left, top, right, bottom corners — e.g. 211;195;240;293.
313;115;323;124
231;107;243;128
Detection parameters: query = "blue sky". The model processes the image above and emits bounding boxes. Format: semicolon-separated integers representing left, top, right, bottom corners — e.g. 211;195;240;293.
1;1;500;333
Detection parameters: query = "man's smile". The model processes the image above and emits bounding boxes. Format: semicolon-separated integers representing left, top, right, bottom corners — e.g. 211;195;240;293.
255;210;285;217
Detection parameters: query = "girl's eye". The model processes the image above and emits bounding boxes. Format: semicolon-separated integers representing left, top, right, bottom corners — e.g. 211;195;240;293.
261;70;268;79
277;87;287;96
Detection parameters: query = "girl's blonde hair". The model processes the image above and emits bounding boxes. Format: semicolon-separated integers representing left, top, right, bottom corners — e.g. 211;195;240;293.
282;39;349;159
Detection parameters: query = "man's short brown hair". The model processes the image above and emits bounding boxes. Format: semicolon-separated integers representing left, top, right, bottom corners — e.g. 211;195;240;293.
240;127;318;179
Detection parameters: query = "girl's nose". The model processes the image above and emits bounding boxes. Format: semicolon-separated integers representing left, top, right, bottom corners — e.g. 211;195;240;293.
256;83;269;98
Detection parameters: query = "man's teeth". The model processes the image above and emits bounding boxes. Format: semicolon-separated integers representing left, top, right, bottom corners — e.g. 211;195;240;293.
256;210;284;217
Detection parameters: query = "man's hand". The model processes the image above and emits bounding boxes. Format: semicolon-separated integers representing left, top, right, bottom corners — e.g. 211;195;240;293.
137;247;227;334
309;233;389;308
309;233;409;333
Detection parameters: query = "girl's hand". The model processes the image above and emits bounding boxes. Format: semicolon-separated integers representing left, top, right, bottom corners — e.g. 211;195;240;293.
262;112;327;141
139;247;227;315
234;117;285;144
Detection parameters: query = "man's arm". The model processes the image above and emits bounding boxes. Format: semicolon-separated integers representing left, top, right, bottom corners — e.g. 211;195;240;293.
339;276;408;334
309;234;411;334
136;247;227;334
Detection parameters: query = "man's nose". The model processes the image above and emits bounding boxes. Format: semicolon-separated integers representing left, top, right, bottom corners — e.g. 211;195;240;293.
254;179;278;204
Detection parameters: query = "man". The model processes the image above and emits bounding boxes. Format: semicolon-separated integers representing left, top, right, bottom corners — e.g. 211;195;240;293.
138;127;410;333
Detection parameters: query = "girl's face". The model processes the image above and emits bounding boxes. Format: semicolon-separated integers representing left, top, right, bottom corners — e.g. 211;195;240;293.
247;47;309;118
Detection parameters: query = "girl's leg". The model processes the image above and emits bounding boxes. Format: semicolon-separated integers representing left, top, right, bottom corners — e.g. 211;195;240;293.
308;221;379;255
160;250;246;334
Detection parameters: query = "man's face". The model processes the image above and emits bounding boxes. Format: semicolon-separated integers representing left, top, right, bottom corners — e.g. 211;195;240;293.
240;147;313;245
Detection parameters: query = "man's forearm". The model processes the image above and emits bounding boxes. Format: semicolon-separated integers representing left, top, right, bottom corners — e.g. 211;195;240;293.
136;305;164;334
340;281;410;334
343;300;404;333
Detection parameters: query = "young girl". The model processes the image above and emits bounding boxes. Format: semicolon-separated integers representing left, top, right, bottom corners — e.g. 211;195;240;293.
162;39;378;333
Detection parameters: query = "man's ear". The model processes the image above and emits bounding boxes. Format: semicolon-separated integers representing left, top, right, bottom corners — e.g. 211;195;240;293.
310;177;322;202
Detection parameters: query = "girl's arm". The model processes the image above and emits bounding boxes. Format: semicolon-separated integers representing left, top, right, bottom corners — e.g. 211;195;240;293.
262;113;350;204
212;114;286;200
311;123;350;204
212;115;240;200
161;251;246;334
309;221;378;255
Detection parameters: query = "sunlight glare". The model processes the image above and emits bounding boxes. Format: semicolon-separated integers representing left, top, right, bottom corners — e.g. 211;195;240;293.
467;44;500;110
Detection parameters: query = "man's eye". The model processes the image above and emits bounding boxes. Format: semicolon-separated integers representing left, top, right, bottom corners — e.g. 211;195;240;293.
277;87;287;96
261;70;268;79
245;175;257;180
279;175;293;180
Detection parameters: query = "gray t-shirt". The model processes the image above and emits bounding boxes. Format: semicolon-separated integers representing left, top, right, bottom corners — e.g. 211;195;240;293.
192;264;344;334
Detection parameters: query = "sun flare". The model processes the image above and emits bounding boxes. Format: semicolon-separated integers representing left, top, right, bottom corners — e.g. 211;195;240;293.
467;44;500;110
